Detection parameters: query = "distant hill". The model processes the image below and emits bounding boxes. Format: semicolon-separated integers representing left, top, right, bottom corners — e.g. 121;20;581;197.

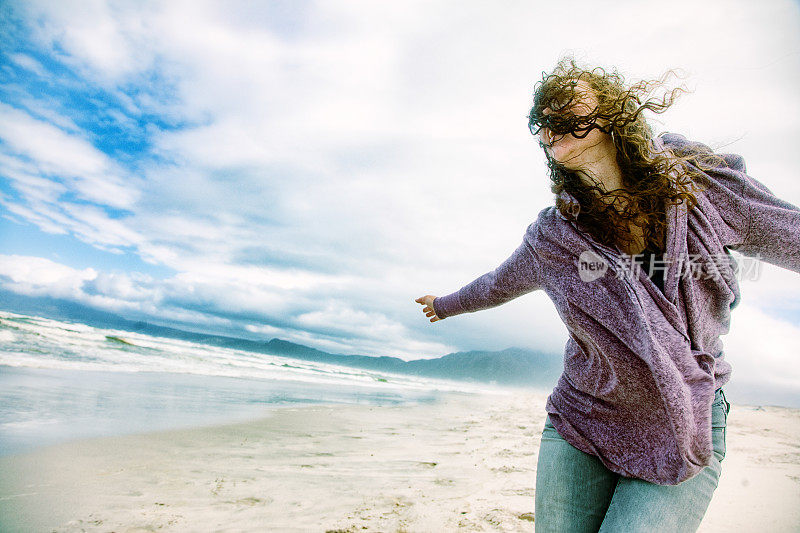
0;289;562;389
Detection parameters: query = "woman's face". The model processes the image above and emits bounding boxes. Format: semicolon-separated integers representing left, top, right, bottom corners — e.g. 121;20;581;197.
537;80;611;171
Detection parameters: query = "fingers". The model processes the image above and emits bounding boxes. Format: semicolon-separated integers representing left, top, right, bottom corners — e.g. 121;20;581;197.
415;295;441;322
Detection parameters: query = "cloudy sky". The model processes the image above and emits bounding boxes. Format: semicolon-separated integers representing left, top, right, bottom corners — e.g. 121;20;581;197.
0;0;799;395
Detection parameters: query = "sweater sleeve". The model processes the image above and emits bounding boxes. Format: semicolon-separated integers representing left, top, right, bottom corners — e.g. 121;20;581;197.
432;223;542;319
661;132;800;274
706;151;800;274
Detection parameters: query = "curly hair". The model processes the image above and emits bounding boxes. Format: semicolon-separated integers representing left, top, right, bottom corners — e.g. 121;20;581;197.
527;56;717;255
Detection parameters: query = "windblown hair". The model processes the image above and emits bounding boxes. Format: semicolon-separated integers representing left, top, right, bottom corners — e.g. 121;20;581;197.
527;56;716;255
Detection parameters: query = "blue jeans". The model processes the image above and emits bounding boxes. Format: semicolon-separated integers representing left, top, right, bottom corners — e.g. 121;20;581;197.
535;388;730;532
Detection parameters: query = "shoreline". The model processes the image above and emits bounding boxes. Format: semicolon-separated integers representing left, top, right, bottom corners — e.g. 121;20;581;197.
1;390;798;532
0;363;482;458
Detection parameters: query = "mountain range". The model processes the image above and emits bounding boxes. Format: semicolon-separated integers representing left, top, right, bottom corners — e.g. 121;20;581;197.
0;289;563;389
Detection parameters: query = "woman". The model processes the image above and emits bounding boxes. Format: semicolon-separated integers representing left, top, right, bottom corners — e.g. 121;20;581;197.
415;57;800;532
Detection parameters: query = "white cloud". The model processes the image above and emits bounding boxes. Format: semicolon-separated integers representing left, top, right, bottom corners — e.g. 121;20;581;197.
0;104;106;175
0;255;96;298
18;0;151;83
2;202;68;236
726;303;800;389
14;97;81;133
85;271;157;302
0;104;140;209
737;260;800;316
1;163;67;204
244;323;283;337
8;53;47;77
60;202;143;250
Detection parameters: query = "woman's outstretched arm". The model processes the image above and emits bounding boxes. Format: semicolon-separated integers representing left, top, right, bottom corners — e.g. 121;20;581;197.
415;224;543;322
725;157;800;274
704;150;800;274
661;133;800;274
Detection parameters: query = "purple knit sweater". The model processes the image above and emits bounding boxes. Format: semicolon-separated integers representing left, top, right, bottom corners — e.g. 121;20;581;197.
432;133;800;485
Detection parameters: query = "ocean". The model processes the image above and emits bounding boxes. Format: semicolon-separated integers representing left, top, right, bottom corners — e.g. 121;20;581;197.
0;311;481;457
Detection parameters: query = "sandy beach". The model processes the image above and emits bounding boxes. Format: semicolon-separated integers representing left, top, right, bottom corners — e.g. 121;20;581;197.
1;389;798;532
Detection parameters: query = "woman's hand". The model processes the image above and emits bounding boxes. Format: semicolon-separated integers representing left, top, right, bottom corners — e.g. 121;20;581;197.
415;295;442;322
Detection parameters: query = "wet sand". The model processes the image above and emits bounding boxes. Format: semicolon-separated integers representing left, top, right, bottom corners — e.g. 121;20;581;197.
0;389;797;532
